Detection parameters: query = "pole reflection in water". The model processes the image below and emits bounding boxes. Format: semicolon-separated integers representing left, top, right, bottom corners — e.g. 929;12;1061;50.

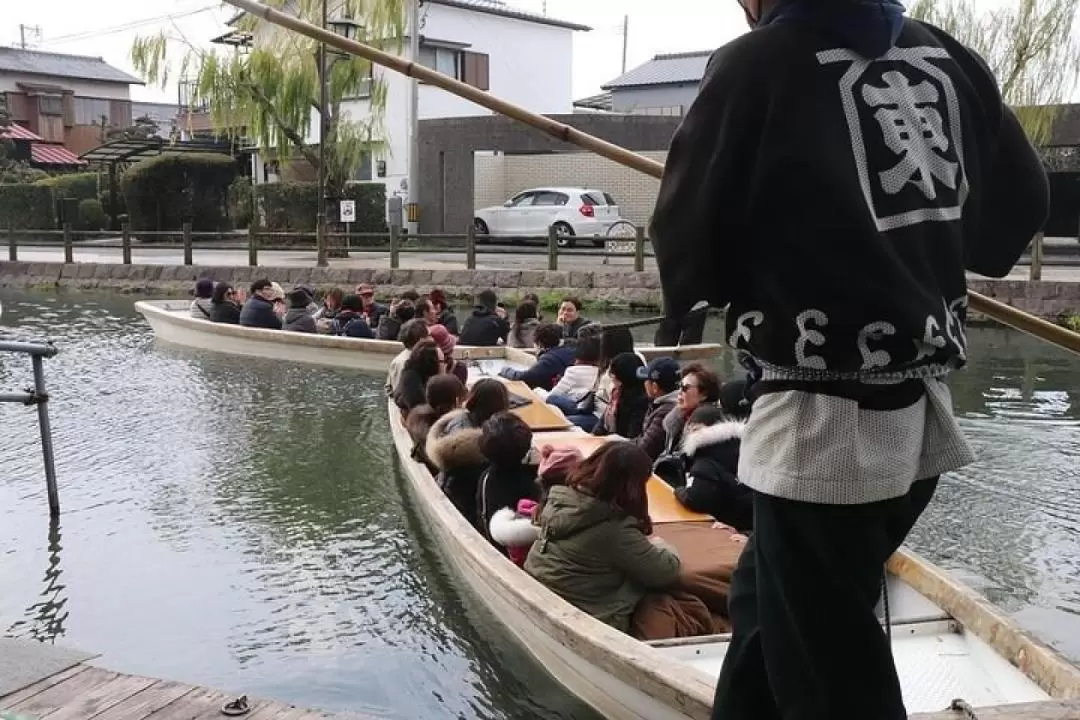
9;519;68;643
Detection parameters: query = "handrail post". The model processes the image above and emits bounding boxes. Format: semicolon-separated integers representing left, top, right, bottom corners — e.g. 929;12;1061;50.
390;225;400;270
1030;232;1043;281
121;223;132;265
547;225;558;271
7;225;16;262
63;223;73;264
31;354;60;517
465;223;476;270
248;228;258;267
182;222;193;266
634;225;646;273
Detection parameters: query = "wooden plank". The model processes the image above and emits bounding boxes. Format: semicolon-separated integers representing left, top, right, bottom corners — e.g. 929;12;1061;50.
89;679;195;720
500;379;573;431
143;684;235;719
6;666;119;718
41;672;157;720
0;664;90;709
910;699;1080;719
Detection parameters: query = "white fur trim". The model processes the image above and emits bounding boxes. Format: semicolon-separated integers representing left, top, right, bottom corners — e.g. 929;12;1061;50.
489;508;540;546
681;421;746;455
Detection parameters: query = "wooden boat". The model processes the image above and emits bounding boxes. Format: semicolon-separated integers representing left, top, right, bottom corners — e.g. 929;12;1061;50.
388;380;1080;720
134;299;726;371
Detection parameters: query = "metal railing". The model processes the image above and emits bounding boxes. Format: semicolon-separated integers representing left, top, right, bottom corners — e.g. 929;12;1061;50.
0;338;60;516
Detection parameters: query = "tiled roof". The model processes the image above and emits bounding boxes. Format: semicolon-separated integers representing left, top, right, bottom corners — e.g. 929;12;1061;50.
429;0;591;31
0;47;143;85
602;50;713;90
0;122;43;141
31;143;87;166
573;91;613;112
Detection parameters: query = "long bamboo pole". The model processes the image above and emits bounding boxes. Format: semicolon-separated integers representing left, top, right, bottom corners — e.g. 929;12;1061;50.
222;0;1080;358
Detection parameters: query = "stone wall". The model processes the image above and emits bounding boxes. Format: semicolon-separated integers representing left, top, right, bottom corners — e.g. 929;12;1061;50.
1;262;1078;318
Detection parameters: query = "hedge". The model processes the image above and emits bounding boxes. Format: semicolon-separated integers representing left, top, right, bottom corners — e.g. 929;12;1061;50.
0;183;55;230
35;173;100;202
256;182;385;234
77;198;107;231
122;152;238;236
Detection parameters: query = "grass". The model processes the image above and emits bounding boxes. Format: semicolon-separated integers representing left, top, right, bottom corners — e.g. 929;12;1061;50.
1059;313;1080;333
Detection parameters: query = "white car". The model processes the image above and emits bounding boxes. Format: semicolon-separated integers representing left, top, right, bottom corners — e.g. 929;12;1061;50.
473;187;622;248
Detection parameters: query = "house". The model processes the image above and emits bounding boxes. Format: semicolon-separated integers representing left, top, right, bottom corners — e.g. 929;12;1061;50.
220;0;589;199
574;50;712;116
0;47;146;162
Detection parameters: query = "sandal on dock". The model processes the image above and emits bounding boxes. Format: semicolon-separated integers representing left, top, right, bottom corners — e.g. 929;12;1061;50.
221;695;250;716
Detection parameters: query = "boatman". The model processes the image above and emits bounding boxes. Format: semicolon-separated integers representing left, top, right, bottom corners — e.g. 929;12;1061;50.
649;1;1050;718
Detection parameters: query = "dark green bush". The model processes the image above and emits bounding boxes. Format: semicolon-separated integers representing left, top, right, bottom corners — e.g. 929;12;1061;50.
77;198;107;231
122;153;238;236
228;176;253;229
255;182;385;234
36;172;99;201
0;183;55;229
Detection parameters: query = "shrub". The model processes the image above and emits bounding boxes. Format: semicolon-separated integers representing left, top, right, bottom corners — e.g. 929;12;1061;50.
228;176;253;229
122;152;238;236
255;181;385;234
0;183;55;229
36;172;99;201
77;198;107;231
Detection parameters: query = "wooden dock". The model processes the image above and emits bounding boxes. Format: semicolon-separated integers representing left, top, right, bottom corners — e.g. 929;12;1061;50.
0;663;369;720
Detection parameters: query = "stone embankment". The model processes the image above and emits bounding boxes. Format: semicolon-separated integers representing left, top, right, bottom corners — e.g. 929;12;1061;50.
0;261;1078;318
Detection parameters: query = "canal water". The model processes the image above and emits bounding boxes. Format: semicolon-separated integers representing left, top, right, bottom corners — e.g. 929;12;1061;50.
1;289;1078;719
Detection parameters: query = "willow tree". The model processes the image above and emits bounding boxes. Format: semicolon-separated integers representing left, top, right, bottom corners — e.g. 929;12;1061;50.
910;0;1080;150
131;0;405;225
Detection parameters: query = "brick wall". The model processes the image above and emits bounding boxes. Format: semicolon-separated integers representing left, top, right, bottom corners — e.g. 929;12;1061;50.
473;151;668;225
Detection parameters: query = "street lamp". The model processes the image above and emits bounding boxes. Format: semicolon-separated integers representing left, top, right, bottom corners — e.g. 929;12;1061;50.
329;17;361;42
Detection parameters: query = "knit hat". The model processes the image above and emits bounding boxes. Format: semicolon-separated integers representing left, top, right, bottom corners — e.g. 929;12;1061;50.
537;444;584;485
428;324;457;356
718;378;752;419
195;278;215;299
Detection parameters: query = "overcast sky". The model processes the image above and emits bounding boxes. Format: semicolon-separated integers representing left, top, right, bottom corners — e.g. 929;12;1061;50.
3;0;749;104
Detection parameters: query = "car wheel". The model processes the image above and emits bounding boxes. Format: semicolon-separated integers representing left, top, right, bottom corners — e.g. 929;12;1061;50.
553;222;576;249
473;218;489;241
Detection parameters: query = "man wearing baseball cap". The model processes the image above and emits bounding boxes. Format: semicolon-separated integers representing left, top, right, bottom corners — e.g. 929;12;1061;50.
355;283;388;329
632;357;681;460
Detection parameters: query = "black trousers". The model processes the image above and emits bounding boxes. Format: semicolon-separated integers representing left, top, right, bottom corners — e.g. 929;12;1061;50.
711;477;939;720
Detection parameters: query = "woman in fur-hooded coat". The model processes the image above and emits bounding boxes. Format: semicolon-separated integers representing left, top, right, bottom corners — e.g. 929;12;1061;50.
673;405;752;532
426;409;488;528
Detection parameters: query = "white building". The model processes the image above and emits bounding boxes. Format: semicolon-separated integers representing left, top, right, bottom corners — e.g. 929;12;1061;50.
223;0;589;202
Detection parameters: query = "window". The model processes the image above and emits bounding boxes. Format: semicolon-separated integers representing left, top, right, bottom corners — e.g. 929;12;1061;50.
508;192;536;207
532;192;568;206
351;150;373;182
419;46;462;79
603;193;618;206
73;97;111;126
38;95;63;116
582;192;605;206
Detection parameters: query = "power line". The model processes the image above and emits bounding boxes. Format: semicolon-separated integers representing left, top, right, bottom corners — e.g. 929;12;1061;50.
39;4;218;47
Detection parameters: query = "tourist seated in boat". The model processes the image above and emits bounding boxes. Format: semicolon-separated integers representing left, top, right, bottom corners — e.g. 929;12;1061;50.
330;295;376;339
210;282;243;325
477;411;539;546
414;297;437;326
405;373;467;473
593;352;649;439
541;333;604;430
631;357;682;459
674;398;753;533
283;289;317;333
393;338;446;415
458;289;511;347
313;287;344;323
585;326;638;428
653;363;722;486
531;444;584;518
356;283;389;329
190;278;215;320
427;288;459;335
429;324;468;384
376;298;416;341
557;297;593;340
385;319;431;397
524;443;682;634
507;301;540;349
295;283;319;315
426;378;510;526
240;278;284;330
498;323;574;391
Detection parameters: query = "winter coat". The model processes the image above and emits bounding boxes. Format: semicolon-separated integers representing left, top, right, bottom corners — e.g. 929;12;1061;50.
499;345;575;392
426;409;487;528
547;364;599;404
593;388;649;439
508;318;541;349
436;308;460;336
661;405;690;456
385;348;410;396
239;295;282;330
211;301;242;325
490;499;540;567
476;463;540;547
331;310;375;339
674;421;752;532
634;390;678;460
394;368;432;414
406;404;445;473
364;301;390;330
283;308;316;333
524;485;681;633
190;297;214;320
458;307;510;347
560;316;592;340
376;315;403;342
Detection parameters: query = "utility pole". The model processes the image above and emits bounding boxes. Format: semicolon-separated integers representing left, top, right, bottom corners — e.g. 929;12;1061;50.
19;24;41;49
621;15;629;74
406;0;420;236
316;0;329;266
